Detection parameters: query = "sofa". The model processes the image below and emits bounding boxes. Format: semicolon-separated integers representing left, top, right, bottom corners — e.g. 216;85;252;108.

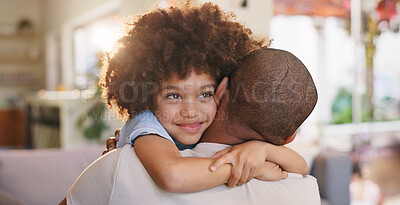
0;145;104;205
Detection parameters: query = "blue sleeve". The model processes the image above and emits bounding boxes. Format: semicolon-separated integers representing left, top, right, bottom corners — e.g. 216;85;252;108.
116;110;174;148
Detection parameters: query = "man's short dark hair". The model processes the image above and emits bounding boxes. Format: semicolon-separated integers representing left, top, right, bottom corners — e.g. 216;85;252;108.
226;48;318;145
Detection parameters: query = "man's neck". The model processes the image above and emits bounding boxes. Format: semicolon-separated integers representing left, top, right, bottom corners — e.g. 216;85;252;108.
200;119;244;145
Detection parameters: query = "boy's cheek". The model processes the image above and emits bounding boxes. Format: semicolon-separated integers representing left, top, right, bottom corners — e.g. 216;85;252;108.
207;104;218;120
153;110;173;122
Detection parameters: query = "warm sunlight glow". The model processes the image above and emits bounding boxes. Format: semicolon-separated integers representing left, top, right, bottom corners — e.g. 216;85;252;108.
91;27;119;52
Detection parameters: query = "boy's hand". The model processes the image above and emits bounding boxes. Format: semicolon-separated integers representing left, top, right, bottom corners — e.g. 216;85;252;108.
209;141;268;187
102;129;120;155
254;161;288;181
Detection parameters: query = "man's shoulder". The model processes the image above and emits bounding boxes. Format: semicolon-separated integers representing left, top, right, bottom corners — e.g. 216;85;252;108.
162;174;321;205
180;142;231;157
286;173;318;181
258;174;320;204
283;173;319;193
69;145;134;185
66;146;128;204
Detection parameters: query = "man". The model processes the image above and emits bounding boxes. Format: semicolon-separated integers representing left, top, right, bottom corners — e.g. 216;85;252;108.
63;48;320;205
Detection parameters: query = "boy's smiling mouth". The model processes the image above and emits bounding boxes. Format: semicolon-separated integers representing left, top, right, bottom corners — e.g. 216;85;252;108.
176;122;204;134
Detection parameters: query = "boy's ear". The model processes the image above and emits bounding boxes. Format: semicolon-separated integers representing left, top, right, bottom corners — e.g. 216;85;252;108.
214;77;228;106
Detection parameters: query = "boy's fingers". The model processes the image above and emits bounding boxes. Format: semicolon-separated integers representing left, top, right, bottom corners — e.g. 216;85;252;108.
103;128;121;155
210;153;232;172
227;161;243;187
106;137;117;151
246;174;253;184
246;167;258;184
115;129;121;142
281;171;288;179
237;165;250;186
211;147;231;158
272;170;287;181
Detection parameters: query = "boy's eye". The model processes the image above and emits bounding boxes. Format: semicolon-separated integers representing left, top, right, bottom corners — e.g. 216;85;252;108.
199;91;214;99
166;93;182;100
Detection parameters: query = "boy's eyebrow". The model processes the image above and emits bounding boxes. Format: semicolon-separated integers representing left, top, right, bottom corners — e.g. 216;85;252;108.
201;83;216;89
161;83;216;90
161;85;179;90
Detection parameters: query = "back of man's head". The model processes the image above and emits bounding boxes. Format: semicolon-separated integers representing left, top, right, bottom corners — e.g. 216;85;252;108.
226;48;318;145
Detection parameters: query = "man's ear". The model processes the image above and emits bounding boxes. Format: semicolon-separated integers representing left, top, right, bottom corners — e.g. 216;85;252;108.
283;130;297;145
214;77;228;106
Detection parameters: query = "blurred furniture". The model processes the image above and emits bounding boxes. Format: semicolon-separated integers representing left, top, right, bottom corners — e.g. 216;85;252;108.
25;92;97;149
310;149;352;205
0;33;40;63
0;33;40;89
0;109;25;148
25;91;122;149
0;145;103;205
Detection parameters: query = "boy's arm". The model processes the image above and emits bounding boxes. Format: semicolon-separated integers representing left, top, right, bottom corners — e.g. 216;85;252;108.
262;143;309;175
134;134;233;193
210;141;309;179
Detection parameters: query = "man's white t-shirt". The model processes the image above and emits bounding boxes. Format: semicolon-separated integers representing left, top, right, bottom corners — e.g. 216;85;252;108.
67;143;320;205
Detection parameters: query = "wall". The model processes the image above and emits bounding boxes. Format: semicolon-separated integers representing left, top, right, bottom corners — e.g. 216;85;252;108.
43;0;115;32
120;0;156;17
198;0;273;37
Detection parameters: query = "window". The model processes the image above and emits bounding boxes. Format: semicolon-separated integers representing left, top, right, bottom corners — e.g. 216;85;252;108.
270;15;356;125
73;15;120;89
373;31;400;121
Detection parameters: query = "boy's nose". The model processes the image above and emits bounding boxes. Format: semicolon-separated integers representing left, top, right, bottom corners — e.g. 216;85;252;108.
180;104;199;118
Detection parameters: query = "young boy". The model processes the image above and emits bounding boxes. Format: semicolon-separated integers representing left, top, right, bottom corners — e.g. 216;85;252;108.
100;2;308;192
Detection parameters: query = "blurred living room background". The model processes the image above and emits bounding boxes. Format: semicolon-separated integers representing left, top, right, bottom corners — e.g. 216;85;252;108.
0;0;400;205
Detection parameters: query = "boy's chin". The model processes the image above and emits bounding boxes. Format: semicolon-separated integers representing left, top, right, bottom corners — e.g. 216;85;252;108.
178;140;199;145
175;137;201;145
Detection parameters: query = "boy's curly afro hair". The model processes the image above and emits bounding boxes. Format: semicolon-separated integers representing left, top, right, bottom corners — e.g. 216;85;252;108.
99;2;265;119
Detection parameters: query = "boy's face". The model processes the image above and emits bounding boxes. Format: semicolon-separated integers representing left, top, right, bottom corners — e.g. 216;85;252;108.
153;71;217;145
